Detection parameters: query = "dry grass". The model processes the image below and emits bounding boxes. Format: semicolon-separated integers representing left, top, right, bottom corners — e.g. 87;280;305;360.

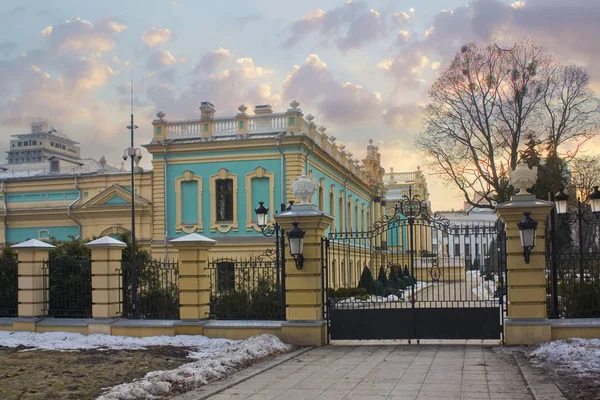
0;345;192;399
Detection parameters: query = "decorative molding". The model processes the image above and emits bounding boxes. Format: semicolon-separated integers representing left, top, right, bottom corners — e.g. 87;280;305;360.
210;168;239;233
38;229;50;241
245;166;275;232
175;170;203;234
99;225;130;237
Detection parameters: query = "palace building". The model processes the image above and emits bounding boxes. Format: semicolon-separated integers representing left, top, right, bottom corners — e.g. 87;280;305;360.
0;102;386;268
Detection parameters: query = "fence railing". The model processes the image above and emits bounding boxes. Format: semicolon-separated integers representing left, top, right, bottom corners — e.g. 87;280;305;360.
0;255;18;317
121;259;179;319
43;257;92;318
546;207;600;318
207;256;285;320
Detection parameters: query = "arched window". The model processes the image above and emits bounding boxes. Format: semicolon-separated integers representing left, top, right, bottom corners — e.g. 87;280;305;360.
318;185;324;212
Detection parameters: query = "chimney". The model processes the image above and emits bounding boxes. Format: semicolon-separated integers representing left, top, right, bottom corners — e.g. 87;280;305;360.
254;104;273;115
199;101;216;119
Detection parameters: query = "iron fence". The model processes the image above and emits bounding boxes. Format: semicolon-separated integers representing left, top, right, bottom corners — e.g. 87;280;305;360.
0;254;18;317
44;257;92;318
208;254;285;320
121;259;179;319
546;206;600;318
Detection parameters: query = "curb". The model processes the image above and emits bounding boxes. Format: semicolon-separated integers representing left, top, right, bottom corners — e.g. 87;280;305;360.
173;346;314;400
513;352;567;400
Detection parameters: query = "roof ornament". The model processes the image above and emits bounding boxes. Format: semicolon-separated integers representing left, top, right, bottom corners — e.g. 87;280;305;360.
156;111;166;120
290;100;300;109
306;114;315;123
318;126;326;134
238;104;248;114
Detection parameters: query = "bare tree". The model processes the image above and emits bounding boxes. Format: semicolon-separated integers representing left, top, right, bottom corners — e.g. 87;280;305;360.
417;41;547;208
542;65;600;158
570;155;600;200
417;40;599;208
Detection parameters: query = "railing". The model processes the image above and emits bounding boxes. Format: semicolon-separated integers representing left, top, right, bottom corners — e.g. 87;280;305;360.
166;114;290;139
207;256;285;320
121;259;179;319
44;257;92;318
546;207;600;318
0;253;18;317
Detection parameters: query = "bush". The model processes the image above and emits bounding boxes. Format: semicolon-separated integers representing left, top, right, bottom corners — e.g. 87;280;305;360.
373;280;385;296
210;278;283;320
377;266;388;286
559;277;600;318
334;287;367;299
0;248;18;317
358;266;376;294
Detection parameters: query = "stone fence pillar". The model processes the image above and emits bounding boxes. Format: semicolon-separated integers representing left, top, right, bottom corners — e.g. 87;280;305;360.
276;203;333;346
170;233;217;320
12;239;56;330
86;237;126;320
496;194;553;345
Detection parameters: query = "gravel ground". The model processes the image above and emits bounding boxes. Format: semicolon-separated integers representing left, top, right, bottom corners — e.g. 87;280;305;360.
0;345;192;399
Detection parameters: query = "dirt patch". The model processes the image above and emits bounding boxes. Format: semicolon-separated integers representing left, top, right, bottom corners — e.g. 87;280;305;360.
0;345;192;400
530;357;600;400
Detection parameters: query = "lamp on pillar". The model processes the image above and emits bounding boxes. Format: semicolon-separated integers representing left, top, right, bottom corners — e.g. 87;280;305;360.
554;187;569;215
286;222;305;269
589;186;600;214
517;212;538;264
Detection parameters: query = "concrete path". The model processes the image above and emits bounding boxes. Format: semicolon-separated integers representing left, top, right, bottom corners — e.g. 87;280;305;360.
191;343;540;400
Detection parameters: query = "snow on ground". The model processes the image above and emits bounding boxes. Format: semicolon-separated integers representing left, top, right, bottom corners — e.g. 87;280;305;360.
0;331;292;399
0;331;226;351
531;338;600;376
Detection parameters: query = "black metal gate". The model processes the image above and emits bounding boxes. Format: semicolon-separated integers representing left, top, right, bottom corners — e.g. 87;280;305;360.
323;192;506;341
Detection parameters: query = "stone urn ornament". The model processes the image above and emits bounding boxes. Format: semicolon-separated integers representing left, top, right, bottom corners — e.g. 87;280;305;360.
509;162;538;194
291;175;317;204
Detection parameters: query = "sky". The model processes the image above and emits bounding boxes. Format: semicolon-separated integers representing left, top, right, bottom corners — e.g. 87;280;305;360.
1;0;600;211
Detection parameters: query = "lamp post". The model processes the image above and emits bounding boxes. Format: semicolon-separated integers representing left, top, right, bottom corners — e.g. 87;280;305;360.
553;186;600;287
517;212;538;264
123;114;140;315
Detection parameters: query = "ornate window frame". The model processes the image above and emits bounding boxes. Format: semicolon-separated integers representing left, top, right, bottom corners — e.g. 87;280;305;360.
329;185;336;231
318;178;325;211
38;229;50;241
245;166;275;232
175;170;203;233
210;168;238;233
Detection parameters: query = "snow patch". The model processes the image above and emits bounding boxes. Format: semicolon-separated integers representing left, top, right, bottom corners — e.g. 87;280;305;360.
98;334;291;399
531;338;600;376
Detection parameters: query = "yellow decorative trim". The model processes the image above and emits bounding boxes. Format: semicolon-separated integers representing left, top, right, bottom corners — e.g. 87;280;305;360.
355;199;359;233
318;178;325;211
166;154;280;165
99;225;130;237
175;170;203;234
329;185;336;231
338;192;345;232
245;166;275;232
210;168;238;233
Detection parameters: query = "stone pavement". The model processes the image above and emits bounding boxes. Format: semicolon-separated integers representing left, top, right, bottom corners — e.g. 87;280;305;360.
180;343;555;400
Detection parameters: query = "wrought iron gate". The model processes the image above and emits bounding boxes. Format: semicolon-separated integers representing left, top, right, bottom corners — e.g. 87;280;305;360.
323;193;506;341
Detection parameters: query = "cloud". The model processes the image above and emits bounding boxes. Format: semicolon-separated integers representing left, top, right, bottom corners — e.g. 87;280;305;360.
195;48;232;73
147;49;177;68
145;55;276;120
142;27;173;47
282;54;382;124
42;17;127;56
0;41;17;56
283;1;389;51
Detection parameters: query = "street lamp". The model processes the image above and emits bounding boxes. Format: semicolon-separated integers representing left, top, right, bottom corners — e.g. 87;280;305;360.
286;222;305;270
554;188;569;215
589;186;600;213
517;212;538;264
123;114;140;316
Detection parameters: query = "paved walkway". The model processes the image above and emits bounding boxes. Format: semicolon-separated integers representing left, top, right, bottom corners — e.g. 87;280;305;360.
188;343;541;400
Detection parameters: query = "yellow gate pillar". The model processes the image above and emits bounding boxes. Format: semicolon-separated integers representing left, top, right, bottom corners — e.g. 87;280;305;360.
12;239;56;331
86;237;126;321
276;179;333;346
170;233;217;321
496;164;553;345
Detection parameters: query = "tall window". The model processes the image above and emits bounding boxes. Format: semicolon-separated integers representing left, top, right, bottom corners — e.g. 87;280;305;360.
216;179;233;221
347;201;352;232
318;185;324;211
329;191;335;230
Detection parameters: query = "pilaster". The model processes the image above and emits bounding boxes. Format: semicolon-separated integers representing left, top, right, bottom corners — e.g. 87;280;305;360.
275;205;333;346
12;239;55;318
170;233;217;320
285;100;303;133
496;194;553;345
152;111;168;141
86;237;126;319
236;105;249;136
